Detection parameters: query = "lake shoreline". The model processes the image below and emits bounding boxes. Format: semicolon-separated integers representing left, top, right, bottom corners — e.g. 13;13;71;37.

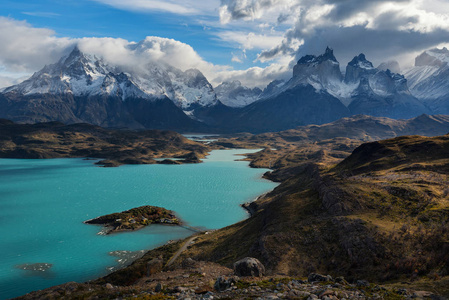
1;148;277;300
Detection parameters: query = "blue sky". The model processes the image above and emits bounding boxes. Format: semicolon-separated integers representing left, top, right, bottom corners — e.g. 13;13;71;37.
1;0;449;88
1;0;236;65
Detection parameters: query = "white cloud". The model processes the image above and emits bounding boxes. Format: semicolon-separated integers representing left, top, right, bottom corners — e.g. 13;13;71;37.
219;0;299;24
217;31;284;50
231;53;243;63
0;17;74;72
210;62;291;88
92;0;219;15
218;0;449;69
0;17;289;89
21;12;61;18
0;75;27;90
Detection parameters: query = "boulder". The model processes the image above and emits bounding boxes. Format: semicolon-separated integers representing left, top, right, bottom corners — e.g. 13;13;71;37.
214;276;236;291
146;257;163;276
105;283;114;290
308;273;332;282
154;282;163;293
356;280;370;287
233;257;265;277
182;257;198;269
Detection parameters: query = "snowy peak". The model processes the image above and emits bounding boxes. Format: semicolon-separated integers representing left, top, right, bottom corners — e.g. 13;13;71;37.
3;46;218;110
292;47;343;88
404;47;449;107
415;47;449;67
368;69;409;96
348;54;374;69
215;80;262;108
296;46;338;66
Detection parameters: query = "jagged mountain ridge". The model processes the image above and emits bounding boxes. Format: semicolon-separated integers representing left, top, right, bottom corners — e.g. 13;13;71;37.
262;47;429;119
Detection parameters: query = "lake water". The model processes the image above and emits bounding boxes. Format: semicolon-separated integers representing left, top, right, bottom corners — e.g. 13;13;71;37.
0;149;277;299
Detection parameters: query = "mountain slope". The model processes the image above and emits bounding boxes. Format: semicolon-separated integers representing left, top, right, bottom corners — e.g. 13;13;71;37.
225;84;351;133
214;80;262;108
405;47;449;113
183;132;449;284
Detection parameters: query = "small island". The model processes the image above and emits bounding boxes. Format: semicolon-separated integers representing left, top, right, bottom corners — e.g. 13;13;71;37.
84;205;180;234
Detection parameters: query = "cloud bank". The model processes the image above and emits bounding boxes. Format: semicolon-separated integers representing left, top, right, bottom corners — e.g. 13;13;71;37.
0;17;287;89
219;0;449;68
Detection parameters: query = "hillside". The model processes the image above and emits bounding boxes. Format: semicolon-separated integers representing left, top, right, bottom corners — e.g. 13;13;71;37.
181;134;449;289
11;115;449;298
0;119;209;166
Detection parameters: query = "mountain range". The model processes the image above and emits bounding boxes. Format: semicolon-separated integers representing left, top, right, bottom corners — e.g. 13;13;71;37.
1;46;448;133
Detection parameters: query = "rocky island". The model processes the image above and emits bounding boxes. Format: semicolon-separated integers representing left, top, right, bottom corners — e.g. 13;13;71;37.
85;205;180;234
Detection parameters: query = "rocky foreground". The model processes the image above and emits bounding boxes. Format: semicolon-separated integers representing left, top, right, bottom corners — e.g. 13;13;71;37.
16;257;444;300
8;115;449;299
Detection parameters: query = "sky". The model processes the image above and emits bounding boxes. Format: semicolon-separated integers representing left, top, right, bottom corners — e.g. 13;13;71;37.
1;0;449;89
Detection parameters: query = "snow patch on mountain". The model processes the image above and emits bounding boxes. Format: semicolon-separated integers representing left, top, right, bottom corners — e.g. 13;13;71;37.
404;47;449;102
215;80;262;107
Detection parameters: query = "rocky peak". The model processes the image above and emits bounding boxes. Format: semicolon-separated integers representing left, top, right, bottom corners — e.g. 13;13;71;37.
296;46;338;66
345;53;377;83
292;47;342;85
385;70;408;92
348;54;374;69
183;69;212;88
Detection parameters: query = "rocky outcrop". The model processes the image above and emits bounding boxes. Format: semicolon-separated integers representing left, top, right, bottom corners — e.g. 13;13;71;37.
308;273;333;282
146;257;163;276
214;276;237;291
233;257;265;277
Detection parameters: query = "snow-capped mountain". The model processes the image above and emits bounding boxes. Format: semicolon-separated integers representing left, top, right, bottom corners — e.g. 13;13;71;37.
0;47;215;130
404;48;449;113
3;47;217;111
214;80;262;107
343;53;428;118
251;47;427;119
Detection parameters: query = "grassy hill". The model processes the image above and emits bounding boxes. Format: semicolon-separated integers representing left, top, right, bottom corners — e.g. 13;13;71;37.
178;133;449;293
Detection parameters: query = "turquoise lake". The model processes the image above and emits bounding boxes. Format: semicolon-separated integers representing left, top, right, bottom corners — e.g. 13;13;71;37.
0;149;278;299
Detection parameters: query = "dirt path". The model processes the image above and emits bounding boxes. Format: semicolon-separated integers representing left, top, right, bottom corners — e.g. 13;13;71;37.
166;236;198;266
